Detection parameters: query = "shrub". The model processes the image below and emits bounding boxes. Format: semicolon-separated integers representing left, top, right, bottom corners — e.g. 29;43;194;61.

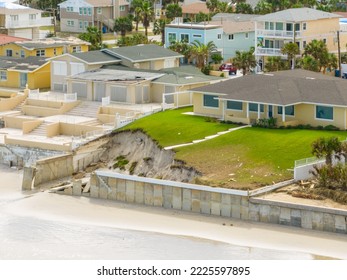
113;155;129;170
129;161;138;175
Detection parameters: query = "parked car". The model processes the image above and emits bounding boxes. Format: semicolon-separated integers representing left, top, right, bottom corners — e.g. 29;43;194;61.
219;63;237;75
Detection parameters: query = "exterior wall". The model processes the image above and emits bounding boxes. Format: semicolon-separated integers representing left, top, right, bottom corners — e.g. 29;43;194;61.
222;31;255;60
28;63;51;89
193;92;223;118
87;171;347;234
59;2;93;33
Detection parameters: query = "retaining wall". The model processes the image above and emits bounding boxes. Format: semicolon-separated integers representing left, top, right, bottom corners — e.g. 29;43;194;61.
86;171;347;234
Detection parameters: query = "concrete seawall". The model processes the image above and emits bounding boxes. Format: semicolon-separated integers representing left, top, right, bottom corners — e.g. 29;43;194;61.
76;171;347;234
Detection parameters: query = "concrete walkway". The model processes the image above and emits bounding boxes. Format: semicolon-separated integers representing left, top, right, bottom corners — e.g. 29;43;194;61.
164;125;251;150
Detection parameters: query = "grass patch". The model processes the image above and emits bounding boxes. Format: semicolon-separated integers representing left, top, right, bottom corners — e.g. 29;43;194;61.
113;155;129;170
122;107;237;147
129;162;138;175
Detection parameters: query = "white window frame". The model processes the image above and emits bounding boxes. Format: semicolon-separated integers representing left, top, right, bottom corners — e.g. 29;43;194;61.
20;50;25;58
70;62;85;76
0;70;7;81
192;34;202;38
53;61;67;76
168;32;177;44
303;22;307;30
67;20;75;26
228;34;234;40
79;21;83;29
10;15;18;21
84;21;89;29
120;5;126;12
245;32;249;39
97;7;102;14
36;49;45;57
217;33;222;40
29;14;36;20
315;105;334;121
180;33;189;43
72;46;81;53
6;49;12;57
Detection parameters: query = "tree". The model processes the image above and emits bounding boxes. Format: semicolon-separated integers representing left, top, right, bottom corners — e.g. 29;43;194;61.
281;42;299;70
232;47;256;76
117;33;155;47
168;40;193;63
312;137;341;166
264;56;286;72
166;4;182;21
207;0;220;13
303;39;330;71
319;52;337;74
190;40;217;69
130;0;143;32
78;26;105;50
299;56;320;72
254;0;273;14
194;12;211;23
153;19;169;45
141;1;153;37
235;3;254;14
114;16;133;38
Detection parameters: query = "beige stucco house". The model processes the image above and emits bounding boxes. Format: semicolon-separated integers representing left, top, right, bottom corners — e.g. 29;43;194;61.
192;69;347;130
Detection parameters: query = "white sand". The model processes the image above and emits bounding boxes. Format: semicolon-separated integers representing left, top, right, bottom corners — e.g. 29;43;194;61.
2;165;347;259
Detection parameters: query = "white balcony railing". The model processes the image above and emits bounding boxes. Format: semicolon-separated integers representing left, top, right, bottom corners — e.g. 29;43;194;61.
255;47;282;56
257;30;301;38
6;17;53;28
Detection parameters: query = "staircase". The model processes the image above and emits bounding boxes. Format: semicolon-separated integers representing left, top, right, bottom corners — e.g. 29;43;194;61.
66;101;101;118
29;122;49;137
81;119;103;127
13;99;26;112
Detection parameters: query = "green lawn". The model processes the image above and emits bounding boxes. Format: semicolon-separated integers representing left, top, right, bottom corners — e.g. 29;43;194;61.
123;107;238;147
120;107;347;189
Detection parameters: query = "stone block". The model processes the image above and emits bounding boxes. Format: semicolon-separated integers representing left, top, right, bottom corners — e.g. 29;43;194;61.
231;205;241;219
241;196;249;206
72;180;82;196
153;185;163;207
211;192;221;216
301;210;312;229
64;186;72;195
116;179;126;202
269;206;280;224
126;180;135;203
163;186;173;209
108;177;117;188
241;205;249;220
99;184;108;199
200;191;211;214
135;181;144;204
230;195;241;205
182;189;192;211
191;189;201;213
144;183;154;206
335;215;347;234
248;203;260;222
259;205;271;223
172;187;182;210
279;207;291;226
90;175;99;198
312;212;324;231
290;209;302;227
22;167;35;191
221;194;231;217
323;213;335;232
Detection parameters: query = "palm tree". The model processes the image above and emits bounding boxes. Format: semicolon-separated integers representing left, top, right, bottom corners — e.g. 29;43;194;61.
311;137;341;166
264;56;286;72
130;0;143;32
320;52;337;74
233;47;256;76
190;40;217;69
114;16;133;38
303;39;327;60
153;19;169;45
78;26;105;50
281;42;299;70
141;1;153;37
168;40;192;64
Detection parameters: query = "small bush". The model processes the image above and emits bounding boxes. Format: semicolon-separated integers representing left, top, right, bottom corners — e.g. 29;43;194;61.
129;162;138;175
113;155;129;170
324;125;340;131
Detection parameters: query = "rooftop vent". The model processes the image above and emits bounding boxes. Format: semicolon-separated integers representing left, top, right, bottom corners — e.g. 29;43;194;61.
306;77;315;80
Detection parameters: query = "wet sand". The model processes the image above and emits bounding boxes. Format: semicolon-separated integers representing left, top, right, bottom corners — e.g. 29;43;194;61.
1;165;347;259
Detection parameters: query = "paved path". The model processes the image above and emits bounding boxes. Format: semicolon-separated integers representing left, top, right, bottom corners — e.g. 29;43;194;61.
164;125;251;150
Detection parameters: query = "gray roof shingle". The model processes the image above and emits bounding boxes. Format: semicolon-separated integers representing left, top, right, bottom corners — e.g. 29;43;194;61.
0;56;48;72
192;69;347;107
255;8;341;22
71;50;121;64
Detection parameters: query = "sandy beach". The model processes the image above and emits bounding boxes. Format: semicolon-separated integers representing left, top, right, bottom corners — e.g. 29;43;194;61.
1;165;347;260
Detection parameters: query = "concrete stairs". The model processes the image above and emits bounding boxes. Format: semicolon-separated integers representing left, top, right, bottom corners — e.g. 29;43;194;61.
13;99;26;112
66;101;101;118
29;122;48;137
81;119;103;127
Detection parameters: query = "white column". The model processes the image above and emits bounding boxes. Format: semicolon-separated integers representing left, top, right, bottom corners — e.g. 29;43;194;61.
257;104;261;119
282;106;285;122
246;102;249;118
222;100;225;121
345;109;346;130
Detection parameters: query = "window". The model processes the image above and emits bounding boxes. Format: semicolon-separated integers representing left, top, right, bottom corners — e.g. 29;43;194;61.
193;34;202;38
120;5;126;11
276;22;283;30
245;32;249;39
97;7;102;14
79;7;83;15
53;48;57;56
168;33;176;43
79;21;83;29
249;103;264;112
0;71;7;81
6;49;12;56
36;49;45;57
303;41;307;48
295;23;300;31
303;22;307;30
265;22;274;30
67;7;74;12
53;61;67;76
228;34;234;40
323;38;327;44
278;105;294;116
227;101;243;111
180;34;189;43
72;46;81;53
217;33;222;40
88;8;92;15
70;62;85;76
286;23;293;31
84;21;89;29
29;14;36;20
67;20;74;26
20;50;25;58
83;7;87;15
203;94;219;108
316;105;333;120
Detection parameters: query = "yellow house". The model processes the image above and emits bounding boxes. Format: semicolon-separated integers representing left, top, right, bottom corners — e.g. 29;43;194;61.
0;37;90;58
254;8;347;70
0;56;51;89
192;69;347;130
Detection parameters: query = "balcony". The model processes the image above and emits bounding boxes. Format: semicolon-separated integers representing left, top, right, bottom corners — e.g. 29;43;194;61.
255;47;283;56
257;29;301;39
6;17;53;28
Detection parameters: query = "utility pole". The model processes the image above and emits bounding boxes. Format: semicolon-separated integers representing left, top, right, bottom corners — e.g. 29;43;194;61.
337;30;342;78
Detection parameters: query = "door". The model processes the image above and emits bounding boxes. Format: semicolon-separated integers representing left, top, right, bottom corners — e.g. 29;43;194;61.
20;73;27;88
268;105;273;118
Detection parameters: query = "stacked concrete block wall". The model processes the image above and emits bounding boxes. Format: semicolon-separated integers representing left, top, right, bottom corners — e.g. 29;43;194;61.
87;171;347;234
